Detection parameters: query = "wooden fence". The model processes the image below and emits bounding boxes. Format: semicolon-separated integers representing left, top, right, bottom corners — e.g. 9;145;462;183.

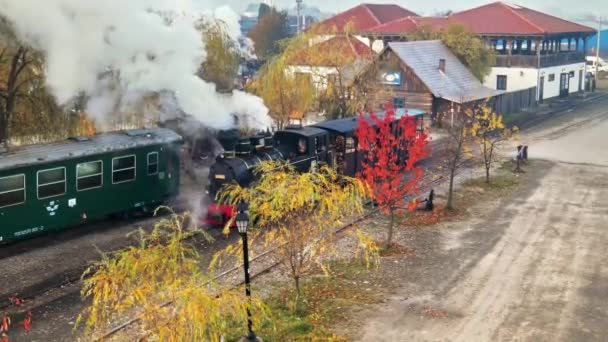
493;87;537;115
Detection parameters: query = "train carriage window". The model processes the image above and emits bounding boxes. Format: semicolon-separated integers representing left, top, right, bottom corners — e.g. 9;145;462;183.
345;137;356;153
147;152;159;175
37;167;66;199
297;138;307;155
112;155;136;184
0;174;25;208
77;161;103;191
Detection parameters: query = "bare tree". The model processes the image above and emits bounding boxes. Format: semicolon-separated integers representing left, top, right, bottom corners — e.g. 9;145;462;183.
442;102;474;210
0;45;35;146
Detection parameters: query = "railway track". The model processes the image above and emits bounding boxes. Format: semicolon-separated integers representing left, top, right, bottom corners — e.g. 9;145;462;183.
97;169;455;341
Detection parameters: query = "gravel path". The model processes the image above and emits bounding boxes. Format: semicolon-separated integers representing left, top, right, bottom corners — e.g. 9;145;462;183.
351;95;608;342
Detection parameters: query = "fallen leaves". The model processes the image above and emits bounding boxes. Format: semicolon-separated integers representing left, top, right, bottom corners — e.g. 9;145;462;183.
423;307;449;318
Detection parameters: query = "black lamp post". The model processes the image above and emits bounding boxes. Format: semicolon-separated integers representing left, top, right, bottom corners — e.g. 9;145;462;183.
235;203;261;342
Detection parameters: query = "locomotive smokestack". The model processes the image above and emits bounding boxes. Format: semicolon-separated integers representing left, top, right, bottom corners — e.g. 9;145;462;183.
217;129;240;157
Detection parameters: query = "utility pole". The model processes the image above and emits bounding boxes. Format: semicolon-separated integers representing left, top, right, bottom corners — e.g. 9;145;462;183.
596;16;602;81
296;0;303;33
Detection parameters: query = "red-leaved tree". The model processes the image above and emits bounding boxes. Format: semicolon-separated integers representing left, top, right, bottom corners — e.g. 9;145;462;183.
356;107;430;246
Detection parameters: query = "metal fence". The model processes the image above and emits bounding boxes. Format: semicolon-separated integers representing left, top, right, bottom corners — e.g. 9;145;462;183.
493;87;537;115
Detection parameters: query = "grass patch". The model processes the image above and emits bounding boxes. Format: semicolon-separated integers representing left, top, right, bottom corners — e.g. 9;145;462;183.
245;260;379;341
463;161;520;191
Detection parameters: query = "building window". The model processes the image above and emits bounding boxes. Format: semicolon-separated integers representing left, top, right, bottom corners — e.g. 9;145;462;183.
37;167;66;199
0;174;25;208
112;155;136;184
548;74;555;82
393;97;406;108
569;71;575;78
496;75;507;90
147;152;159;176
77;161;103;191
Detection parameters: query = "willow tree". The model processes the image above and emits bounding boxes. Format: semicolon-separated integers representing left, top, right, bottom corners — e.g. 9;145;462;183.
198;19;241;92
78;211;269;341
246;54;315;130
0;34;49;146
216;161;378;302
284;24;378;119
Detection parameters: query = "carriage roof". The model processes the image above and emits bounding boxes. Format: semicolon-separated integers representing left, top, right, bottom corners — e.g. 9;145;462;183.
311;108;425;136
0;128;183;171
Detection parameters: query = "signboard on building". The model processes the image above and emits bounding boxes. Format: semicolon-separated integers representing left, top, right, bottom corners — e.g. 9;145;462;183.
381;71;402;85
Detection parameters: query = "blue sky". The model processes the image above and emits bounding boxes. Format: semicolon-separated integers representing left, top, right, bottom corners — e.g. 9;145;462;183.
204;0;606;24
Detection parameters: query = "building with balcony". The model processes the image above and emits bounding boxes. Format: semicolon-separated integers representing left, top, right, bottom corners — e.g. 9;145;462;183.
317;2;596;102
446;2;595;101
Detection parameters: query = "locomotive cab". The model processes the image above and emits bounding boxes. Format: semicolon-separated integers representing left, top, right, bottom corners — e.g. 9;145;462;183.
273;127;329;172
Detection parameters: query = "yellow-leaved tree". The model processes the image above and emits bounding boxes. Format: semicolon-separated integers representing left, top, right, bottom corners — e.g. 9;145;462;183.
78;210;269;342
246;54;315;130
216;161;379;303
284;24;378;119
468;103;517;183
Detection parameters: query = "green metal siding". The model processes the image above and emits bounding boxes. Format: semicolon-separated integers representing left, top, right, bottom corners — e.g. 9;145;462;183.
0;143;181;242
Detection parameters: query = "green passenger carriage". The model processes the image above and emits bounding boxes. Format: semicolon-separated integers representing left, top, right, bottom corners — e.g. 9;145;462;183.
0;128;183;243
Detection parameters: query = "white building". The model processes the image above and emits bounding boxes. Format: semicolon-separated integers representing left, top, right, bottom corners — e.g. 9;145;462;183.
319;2;597;102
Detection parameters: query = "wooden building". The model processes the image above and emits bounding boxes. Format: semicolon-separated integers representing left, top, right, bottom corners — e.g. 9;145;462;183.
365;40;499;120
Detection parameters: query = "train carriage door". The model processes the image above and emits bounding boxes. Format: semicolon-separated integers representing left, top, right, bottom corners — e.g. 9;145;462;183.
314;136;328;166
344;137;356;177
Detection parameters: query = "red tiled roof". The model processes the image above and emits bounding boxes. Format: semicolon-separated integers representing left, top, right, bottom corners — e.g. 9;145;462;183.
367;17;419;34
367;16;450;34
449;2;595;35
289;35;374;66
315;3;418;33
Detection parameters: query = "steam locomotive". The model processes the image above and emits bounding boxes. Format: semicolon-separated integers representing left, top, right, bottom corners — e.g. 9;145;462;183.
204;108;426;226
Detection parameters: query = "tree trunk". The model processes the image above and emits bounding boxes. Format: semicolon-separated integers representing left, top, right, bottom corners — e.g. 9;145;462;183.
485;166;490;184
293;275;301;304
0;111;8;147
387;209;395;247
447;167;456;210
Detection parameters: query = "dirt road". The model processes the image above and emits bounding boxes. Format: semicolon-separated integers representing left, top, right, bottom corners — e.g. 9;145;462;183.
356;97;608;341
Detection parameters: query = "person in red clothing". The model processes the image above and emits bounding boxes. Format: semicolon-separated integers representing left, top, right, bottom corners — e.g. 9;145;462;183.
22;312;32;333
0;332;8;342
0;313;10;334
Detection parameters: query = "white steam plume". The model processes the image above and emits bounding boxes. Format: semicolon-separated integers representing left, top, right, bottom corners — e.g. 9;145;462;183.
0;0;270;130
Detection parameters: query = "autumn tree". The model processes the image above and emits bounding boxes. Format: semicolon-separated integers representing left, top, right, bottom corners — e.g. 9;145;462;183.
469;103;517;183
0;23;43;146
216;161;378;302
198;19;241;92
409;23;496;81
442;103;474;210
248;7;290;60
78;211;269;341
285;26;378;119
246;54;315;129
356;107;430;247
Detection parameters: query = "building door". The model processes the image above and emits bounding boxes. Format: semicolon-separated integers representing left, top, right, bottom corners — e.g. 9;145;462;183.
578;70;583;92
559;73;569;97
539;76;544;103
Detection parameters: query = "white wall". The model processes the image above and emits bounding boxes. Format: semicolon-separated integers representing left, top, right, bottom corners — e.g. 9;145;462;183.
538;63;586;99
485;62;586;100
287;65;337;91
484;67;538;92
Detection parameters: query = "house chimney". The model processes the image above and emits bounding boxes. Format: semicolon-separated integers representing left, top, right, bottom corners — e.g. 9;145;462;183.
438;58;446;72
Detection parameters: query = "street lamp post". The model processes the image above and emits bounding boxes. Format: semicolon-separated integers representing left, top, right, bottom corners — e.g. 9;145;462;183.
235;203;261;342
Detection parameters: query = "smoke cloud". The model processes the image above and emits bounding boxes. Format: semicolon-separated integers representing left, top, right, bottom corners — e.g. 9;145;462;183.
0;0;271;130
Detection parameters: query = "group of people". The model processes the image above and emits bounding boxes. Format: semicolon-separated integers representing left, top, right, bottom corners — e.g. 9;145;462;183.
1;296;32;340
